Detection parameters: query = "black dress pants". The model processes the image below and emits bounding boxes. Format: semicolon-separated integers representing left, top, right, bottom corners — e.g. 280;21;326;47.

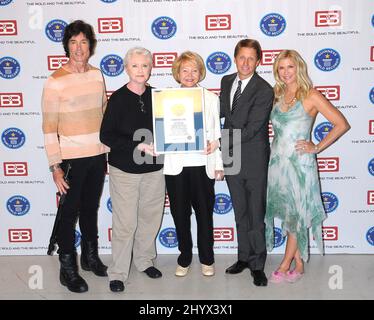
165;166;215;267
57;154;106;254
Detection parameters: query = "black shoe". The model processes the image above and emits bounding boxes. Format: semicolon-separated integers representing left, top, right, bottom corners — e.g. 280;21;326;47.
251;270;268;287
59;253;88;293
109;280;124;292
143;266;162;279
80;239;108;277
225;261;248;274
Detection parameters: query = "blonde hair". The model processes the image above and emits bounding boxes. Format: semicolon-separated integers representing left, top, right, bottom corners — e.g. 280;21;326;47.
172;51;206;83
273;50;313;103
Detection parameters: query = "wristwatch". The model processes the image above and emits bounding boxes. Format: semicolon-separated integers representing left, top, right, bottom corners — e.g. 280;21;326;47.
49;163;61;172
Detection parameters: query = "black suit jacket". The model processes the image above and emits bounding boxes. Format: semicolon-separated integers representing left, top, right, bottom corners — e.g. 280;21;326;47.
220;72;274;179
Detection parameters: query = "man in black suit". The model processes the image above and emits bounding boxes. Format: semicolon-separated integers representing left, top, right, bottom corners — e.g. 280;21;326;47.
220;39;273;287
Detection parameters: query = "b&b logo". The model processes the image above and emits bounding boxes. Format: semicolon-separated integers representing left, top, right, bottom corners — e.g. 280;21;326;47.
100;54;124;77
213;227;234;241
321;192;339;213
164;193;170;208
314;48;341;72
369;120;374;135
3;162;28;176
315;85;340;101
213;193;232;215
2;127;26;149
153;52;177;68
322;226;338;241
260;13;286;37
151;16;177;40
205;15;231;30
314;122;333;142
45;19;67;42
98;17;123;33
206;52;231;75
370;46;374;62
367;191;374;205
368;157;374;176
317;157;339;172
8;229;32;242
315;11;342;27
0;56;20;79
0;92;23;107
0;20;17;35
6;195;30;216
48;55;69;70
208;88;221;96
261;50;282;65
274;227;286;248
158;227;178;248
366;226;374;246
268;122;274;138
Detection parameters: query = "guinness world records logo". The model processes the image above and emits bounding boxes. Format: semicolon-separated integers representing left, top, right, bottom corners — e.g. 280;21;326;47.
369;87;374;104
100;54;124;77
213;193;232;214
206;52;231;75
151;16;177;40
158;227;178;248
6;195;30;216
0;56;20;79
368;157;374;176
260;13;286;37
2;127;26;149
314;122;333;142
274;227;286;248
366;226;374;246
314;48;341;71
0;0;13;5
45;19;67;42
321;192;339;213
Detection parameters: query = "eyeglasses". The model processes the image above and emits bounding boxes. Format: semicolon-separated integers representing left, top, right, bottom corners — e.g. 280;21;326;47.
139;96;146;113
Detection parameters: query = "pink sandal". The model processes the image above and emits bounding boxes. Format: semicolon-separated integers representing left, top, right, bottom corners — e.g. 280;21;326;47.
269;270;287;283
285;270;303;283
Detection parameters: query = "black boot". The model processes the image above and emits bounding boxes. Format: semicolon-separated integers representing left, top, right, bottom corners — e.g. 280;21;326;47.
59;252;88;293
80;239;108;277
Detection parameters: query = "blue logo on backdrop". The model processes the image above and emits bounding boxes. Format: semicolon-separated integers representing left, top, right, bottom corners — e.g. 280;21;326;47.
151;16;177;40
101;0;117;3
368;158;374;176
106;198;112;213
321;192;339;213
7;195;30;216
0;56;20;79
75;230;82;248
158;227;178;248
366;226;374;246
213;193;232;214
2;127;26;149
260;13;286;37
314;48;341;71
369;87;374;104
100;54;124;77
274;227;286;248
372;14;374;28
0;0;12;5
206;52;231;75
45;19;67;42
314;122;333;142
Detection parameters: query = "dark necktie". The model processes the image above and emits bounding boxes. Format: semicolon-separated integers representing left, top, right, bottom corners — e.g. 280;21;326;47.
231;80;242;113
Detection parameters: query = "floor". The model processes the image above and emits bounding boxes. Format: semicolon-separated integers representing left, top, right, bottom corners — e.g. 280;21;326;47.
0;254;372;301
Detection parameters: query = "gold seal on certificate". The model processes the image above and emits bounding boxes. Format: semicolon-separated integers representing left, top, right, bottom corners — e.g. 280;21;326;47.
152;87;206;154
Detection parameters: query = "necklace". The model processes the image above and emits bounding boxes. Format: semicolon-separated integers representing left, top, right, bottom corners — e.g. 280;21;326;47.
282;95;297;110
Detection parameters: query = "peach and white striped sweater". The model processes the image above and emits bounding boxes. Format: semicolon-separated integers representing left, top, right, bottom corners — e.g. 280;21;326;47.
41;66;109;166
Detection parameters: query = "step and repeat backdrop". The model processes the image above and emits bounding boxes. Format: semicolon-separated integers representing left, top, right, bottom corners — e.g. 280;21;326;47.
1;0;373;256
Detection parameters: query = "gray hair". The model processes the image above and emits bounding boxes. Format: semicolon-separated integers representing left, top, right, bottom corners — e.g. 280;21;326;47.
124;47;152;66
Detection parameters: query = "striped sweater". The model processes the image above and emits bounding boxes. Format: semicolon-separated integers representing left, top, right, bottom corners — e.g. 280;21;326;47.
41;66;109;166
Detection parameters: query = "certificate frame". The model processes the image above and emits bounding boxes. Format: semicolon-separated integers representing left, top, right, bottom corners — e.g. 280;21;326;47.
152;87;206;154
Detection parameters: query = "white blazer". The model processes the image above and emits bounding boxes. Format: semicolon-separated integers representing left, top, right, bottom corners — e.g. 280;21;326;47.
163;87;224;179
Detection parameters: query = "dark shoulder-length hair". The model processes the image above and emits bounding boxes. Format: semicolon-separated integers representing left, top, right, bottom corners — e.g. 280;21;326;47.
62;20;97;57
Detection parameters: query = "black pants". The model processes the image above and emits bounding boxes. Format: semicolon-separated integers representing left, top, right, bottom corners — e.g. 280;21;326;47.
165;166;215;267
57;154;106;254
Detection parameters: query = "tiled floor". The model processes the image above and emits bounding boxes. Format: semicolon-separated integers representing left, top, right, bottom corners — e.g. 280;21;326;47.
0;254;372;300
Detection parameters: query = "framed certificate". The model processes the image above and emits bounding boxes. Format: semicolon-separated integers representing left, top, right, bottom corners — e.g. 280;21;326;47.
152;87;206;154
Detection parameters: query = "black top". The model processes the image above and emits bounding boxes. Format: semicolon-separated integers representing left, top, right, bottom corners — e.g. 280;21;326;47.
100;85;163;174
